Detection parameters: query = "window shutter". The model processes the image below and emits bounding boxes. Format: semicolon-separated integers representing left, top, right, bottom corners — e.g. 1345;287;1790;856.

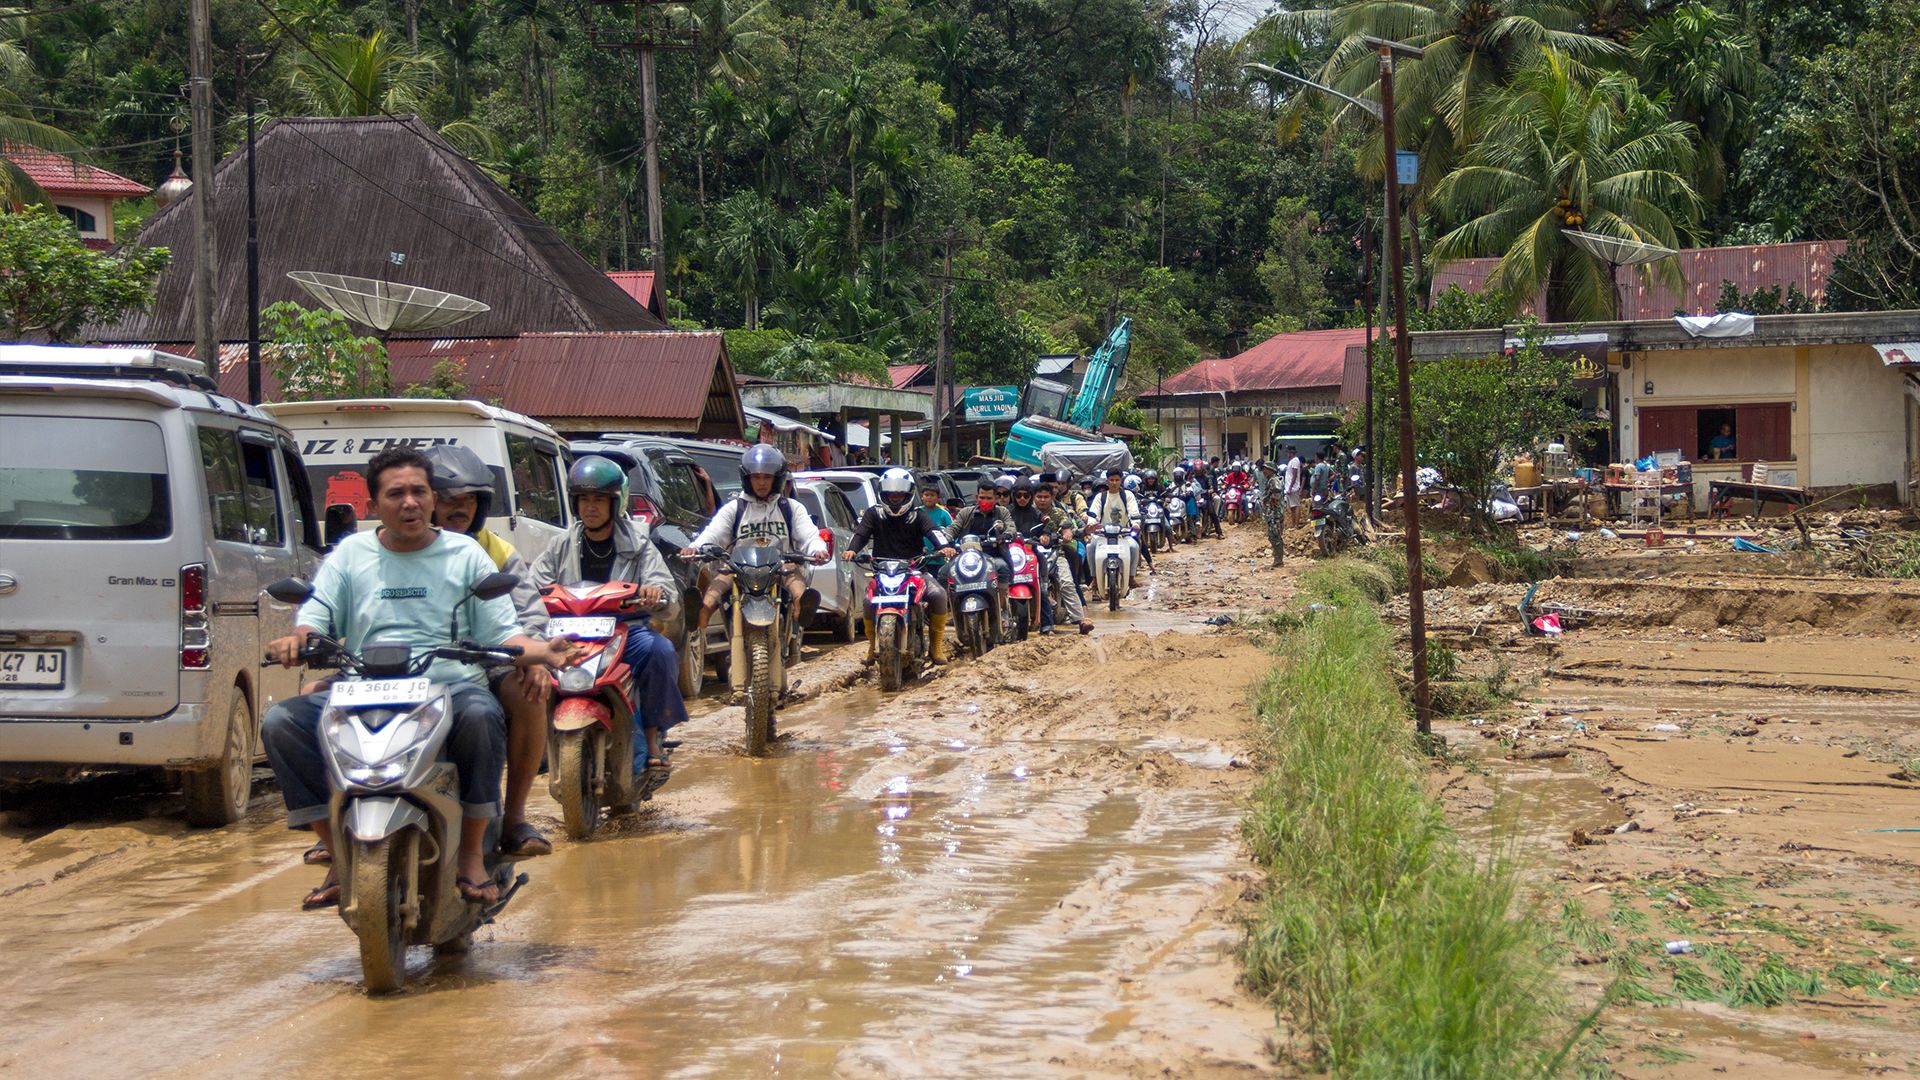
1637;406;1695;458
1735;403;1792;461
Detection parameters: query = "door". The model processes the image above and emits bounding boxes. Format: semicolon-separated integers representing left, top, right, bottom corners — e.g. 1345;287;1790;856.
253;433;322;713
197;424;275;704
505;432;568;558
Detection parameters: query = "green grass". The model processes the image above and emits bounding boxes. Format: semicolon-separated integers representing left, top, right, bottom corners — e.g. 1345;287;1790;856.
1240;558;1576;1076
1858;916;1904;935
1723;957;1823;1007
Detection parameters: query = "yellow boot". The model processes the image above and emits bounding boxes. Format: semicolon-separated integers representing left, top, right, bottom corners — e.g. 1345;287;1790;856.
865;616;877;663
928;612;951;665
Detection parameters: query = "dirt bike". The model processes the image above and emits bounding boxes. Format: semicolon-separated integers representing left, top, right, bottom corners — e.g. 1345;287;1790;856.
540;580;668;840
1312;492;1364;557
261;574;530;995
695;540;805;755
854;553;929;691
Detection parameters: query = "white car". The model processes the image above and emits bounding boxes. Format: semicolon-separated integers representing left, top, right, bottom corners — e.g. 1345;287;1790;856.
795;469;881;517
790;478;867;641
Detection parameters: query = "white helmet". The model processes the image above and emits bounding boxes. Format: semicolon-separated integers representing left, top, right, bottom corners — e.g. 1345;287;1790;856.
878;467;915;517
1123;474;1141;492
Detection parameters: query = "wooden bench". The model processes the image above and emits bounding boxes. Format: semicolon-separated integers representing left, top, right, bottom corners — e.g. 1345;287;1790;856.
1708;462;1810;519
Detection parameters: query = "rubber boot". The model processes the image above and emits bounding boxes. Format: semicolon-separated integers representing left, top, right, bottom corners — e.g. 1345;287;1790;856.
928;612;951;664
865;614;877;662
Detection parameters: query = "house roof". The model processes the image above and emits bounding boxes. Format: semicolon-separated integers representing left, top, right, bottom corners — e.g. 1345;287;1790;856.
2;142;149;198
887;363;931;388
1145;327;1364;398
1430;240;1850;319
605;271;664;318
1035;353;1079;377
92;116;666;342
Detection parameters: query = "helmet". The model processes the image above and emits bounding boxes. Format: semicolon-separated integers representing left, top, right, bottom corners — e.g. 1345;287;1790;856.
878;467;914;516
1011;476;1037;499
740;444;789;501
567;455;630;516
1123;474;1141;492
423;444;495;533
992;475;1016;496
1049;469;1073;487
1172;466;1187;481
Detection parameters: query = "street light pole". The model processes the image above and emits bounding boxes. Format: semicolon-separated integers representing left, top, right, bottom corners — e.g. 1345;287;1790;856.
1374;39;1433;734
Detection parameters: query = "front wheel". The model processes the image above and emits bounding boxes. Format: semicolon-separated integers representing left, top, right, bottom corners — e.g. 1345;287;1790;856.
876;616;903;691
552;728;599;840
1106;566;1121;611
1012;600;1030;641
353;836;410;994
961;609;989;659
745;629;775;755
677;625;705;699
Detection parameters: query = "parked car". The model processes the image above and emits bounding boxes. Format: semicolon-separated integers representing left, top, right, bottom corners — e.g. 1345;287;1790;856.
611;434;749;501
568;438;724;695
264;397;572;560
817;463;964;503
935;467;996;500
790;478;865;641
794;469;882;517
0;346;325;825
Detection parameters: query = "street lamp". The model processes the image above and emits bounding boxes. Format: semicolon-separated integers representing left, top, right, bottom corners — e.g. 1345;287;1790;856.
1243;38;1434;734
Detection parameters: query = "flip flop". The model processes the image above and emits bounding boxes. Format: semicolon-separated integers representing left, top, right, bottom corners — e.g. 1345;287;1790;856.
499;821;551;859
457;876;501;906
645;755;672;778
302;843;331;865
302;880;341;911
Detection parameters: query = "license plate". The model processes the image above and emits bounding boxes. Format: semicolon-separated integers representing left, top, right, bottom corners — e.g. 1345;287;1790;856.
0;649;64;688
329;678;431;708
548;616;617;640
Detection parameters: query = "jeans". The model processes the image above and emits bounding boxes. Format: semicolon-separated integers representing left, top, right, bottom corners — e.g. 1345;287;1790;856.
621;626;687;770
263;683;506;828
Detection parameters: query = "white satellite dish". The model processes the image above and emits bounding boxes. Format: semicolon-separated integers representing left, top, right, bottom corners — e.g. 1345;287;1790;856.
287;271;490;335
1563;230;1678;319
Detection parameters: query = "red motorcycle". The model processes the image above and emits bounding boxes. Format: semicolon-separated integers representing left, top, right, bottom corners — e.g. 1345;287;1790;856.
1224;484;1247;525
857;554;929;691
1005;532;1040;641
541;581;660;839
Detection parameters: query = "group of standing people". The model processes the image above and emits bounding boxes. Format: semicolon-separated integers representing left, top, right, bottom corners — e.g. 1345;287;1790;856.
1277;442;1367;528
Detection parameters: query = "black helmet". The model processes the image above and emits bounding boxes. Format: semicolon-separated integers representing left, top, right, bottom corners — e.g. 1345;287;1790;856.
740;444;789;501
423;443;495;533
567;455;630;515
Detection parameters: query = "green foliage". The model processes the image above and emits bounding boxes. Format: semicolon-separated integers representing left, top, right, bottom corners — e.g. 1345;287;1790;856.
261;301;388;402
1255;194;1338;329
722;327;796;376
1411;286;1513;331
1715;280;1820;315
0;206;170;341
398;358;467;400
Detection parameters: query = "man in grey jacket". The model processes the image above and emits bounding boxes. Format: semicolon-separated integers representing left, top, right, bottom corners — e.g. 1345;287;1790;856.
528;456;687;782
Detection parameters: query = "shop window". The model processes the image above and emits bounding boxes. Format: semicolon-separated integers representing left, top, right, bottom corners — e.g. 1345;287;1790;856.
1639;404;1790;462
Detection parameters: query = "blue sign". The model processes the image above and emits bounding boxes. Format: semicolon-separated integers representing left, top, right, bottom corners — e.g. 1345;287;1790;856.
962;385;1021;422
1395;150;1419;186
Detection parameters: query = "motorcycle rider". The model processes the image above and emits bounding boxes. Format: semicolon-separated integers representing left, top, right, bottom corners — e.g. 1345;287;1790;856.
679;445;830;677
1193;459;1222;537
262;447;579;911
528;455;689;783
1032;481;1094;634
1085;467;1146;598
846;468;958;664
949;475;1018;638
423;444;554;859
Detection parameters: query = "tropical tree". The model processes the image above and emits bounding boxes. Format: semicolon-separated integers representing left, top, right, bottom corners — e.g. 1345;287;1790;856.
1632;0;1760;199
680;0;775;86
286;31;436;116
711;190;786;329
1431;52;1700;320
0;206;170;341
693;81;742;211
817;70;881;255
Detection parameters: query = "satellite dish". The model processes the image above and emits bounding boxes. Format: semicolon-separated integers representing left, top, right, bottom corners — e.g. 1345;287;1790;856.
1563;230;1676;268
287;271;490;335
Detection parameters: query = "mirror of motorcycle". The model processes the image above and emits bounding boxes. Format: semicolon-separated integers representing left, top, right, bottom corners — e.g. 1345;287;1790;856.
264;577;313;605
469;571;520;602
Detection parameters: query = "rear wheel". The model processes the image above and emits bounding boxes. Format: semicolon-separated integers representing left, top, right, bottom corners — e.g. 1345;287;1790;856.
1013;600;1030;641
353;836;409;994
676;625;705;698
184;686;255;827
552;728;600;840
1318;527;1335;558
876;616;902;691
1106;567;1121;611
745;630;775;755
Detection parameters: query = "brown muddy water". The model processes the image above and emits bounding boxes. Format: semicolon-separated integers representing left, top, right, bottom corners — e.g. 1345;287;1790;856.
0;539;1281;1079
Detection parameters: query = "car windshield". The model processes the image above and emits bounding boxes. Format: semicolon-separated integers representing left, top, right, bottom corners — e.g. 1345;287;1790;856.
0;414;172;540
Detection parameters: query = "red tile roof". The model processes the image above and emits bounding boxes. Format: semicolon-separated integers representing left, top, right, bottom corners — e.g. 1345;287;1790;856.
1430;240;1849;318
2;142;149;197
605;271;663;316
1149;327;1364;397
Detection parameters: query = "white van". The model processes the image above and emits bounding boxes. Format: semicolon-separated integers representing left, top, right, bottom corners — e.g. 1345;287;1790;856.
0;347;322;824
263;398;572;558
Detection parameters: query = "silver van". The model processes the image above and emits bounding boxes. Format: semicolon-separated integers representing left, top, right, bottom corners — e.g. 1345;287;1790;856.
0;347;321;825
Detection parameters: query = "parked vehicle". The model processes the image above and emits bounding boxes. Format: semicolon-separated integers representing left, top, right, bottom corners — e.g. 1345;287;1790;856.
854;554;929;691
1312;491;1364;557
0;347;322;825
568;439;720;696
603;434;746;502
260;575;529;994
790;478;864;642
265;398;571;560
541;580;662;840
821;463;964;504
935;468;995;501
794;469;882;516
692;540;804;754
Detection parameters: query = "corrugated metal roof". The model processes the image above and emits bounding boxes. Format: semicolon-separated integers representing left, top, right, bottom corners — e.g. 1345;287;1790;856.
1430;240;1849;318
1035;353;1078;377
2;141;149;197
1148;328;1364;397
605;271;663;316
888;363;930;388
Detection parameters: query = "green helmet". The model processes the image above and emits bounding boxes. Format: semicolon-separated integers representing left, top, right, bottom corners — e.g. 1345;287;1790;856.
567;455;629;516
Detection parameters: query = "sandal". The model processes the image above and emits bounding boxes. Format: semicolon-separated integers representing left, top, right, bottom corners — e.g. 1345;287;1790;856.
302;878;341;911
302;843;331;865
499;821;552;859
645;755;671;777
457;876;501;906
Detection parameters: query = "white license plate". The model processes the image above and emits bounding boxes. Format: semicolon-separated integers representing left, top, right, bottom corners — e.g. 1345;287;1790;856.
548;616;617;640
329;677;431;708
0;649;65;688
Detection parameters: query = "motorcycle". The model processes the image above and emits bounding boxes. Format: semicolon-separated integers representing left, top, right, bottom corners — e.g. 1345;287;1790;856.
1088;521;1136;611
1311;491;1365;557
1141;496;1168;552
1224;485;1247;525
1005;531;1041;641
540;580;664;840
261;574;530;995
1164;491;1189;545
695;540;804;755
1026;524;1063;629
855;553;929;691
944;528;1003;659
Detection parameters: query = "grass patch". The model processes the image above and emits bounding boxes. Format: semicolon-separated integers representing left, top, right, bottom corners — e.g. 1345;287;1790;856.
1666;957;1718;1001
1857;915;1904;935
1241;558;1576;1076
1723;957;1823;1007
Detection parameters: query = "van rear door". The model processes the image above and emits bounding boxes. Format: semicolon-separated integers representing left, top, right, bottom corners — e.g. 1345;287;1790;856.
0;407;182;719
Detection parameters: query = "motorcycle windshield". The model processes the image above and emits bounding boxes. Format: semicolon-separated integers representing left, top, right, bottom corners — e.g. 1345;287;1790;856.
730;540;781;568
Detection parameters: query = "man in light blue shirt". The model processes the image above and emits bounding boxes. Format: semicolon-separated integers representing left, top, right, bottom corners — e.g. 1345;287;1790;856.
263;447;577;911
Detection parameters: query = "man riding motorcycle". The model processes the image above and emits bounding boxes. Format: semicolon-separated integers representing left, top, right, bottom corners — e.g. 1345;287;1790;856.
262;447;579;911
527;455;689;784
846;468;958;663
950;475;1018;636
1085;467;1147;598
1032;482;1094;634
679;445;830;679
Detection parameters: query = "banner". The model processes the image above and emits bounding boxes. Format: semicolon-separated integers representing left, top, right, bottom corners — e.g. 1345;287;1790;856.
962;385;1021;422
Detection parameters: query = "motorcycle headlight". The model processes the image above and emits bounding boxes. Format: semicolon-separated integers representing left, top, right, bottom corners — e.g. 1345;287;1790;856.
325;696;447;788
557;650;605;693
957;551;984;576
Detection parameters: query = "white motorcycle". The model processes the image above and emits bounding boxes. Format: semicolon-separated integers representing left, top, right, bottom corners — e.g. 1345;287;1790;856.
1086;521;1139;611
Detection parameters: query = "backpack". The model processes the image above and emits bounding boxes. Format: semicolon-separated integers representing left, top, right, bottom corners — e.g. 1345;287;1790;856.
728;493;797;543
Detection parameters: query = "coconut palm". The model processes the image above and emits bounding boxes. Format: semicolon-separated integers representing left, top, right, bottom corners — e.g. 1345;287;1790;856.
0;8;82;205
1431;51;1699;320
712;190;786;330
287;31;437;116
1632;0;1758;199
816;70;881;255
677;0;775;86
694;81;742;211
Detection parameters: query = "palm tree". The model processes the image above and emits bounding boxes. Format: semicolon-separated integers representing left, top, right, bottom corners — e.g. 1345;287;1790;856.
287;31;437;116
693;81;742;212
437;6;483;115
745;99;796;200
495;0;557;145
860;126;919;277
816;71;881;256
63;3;116;83
1632;0;1758;200
712;190;786;330
924;18;973;144
678;0;774;86
1431;52;1700;320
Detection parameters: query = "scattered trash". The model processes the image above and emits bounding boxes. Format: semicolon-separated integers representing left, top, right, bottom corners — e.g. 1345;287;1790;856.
1202;614;1234;626
1565;531;1583;541
1613;820;1641;834
964;702;980;714
1532;613;1564;635
1598;527;1619;539
1651;723;1683;732
1665;940;1694;955
1731;537;1781;553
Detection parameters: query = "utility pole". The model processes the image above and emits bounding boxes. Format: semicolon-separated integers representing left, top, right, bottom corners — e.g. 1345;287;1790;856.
1361;212;1376;522
241;49;271;405
188;0;218;368
1375;38;1432;734
592;2;693;287
931;229;953;468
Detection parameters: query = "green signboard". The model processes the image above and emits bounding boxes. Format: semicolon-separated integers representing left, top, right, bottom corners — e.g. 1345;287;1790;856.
963;385;1021;422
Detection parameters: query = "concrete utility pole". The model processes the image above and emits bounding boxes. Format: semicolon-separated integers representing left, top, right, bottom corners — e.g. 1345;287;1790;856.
930;230;953;468
593;2;691;287
188;0;218;368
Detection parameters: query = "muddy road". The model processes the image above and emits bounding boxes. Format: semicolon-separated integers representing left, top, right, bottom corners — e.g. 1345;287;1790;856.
0;530;1291;1079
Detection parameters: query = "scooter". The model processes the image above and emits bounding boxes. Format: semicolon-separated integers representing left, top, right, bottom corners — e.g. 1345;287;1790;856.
695;540;806;756
261;574;529;995
854;553;928;691
1088;521;1136;611
1312;491;1364;557
944;529;1002;659
1005;531;1041;641
1224;485;1247;525
1164;491;1189;545
540;580;665;840
1141;496;1168;552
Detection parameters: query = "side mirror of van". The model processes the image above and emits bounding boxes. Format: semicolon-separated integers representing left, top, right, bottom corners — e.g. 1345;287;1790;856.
265;578;315;605
470;571;520;602
323;503;358;547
